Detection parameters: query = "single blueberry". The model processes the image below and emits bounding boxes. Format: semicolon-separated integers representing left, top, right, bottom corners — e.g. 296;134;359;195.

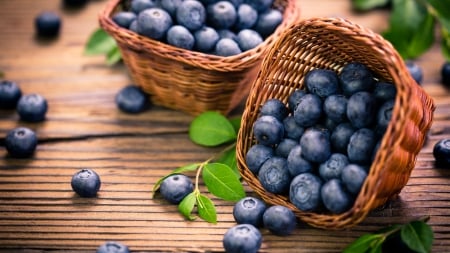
339;62;374;96
217;29;238;41
137;8;173;40
318;153;349;181
35;11;61;37
317;117;339;132
287;89;307;111
253;8;282;38
373;81;397;102
262;205;297;236
275;138;298;158
244;0;273;12
237;29;263;51
112;11;137;29
299;127;331;163
207;1;237;29
346;91;377;129
283;115;305;140
71;168;101;198
286;145;313;177
194;26;220;53
433;139;450;167
375;99;395;137
223;224;262;253
96;241;130;253
330;122;355;154
5;127;38;158
235;4;258;30
166;25;195;50
347;128;377;165
323;94;348;123
0;80;22;109
253;115;284;146
321;179;353;214
160;0;183;16
245;144;274;174
214;38;242;56
289;172;323;212
233;196;267;227
160;174;194;204
260;98;289;121
131;0;160;14
341;163;368;195
176;0;206;31
406;60;423;85
115;85;150;113
305;69;340;98
293;93;323;127
258;156;291;194
129;20;138;32
17;93;48;122
441;61;450;87
229;0;244;7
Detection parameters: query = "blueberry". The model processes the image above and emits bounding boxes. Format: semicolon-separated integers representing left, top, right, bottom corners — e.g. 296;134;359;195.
330;122;355;154
346;91;377;129
275;138;298;158
433;139;450;167
442;61;450;87
299;127;331;163
5;127;38;158
129;20;138;32
217;29;238;41
137;8;173;40
253;115;284;146
258;156;291;194
214;38;242;56
159;174;194;204
282;116;304;140
71;168;101;198
244;0;273;12
112;11;137;29
237;29;263;51
176;0;206;31
17;93;48;122
287;89;307;111
167;25;195;50
160;0;183;16
233;196;267;227
131;0;160;14
293;93;323;127
323;94;348;123
262;205;297;236
318;153;349;181
245;144;274;174
341;163;367;195
207;1;237;29
339;62;374;96
0;80;22;109
305;69;340;98
259;98;289;121
347;128;377;165
235;4;258;30
321;179;353;214
373;81;397;102
194;26;220;53
286;145;314;177
229;0;244;7
223;224;262;253
115;85;150;113
35;11;61;37
375;99;394;136
253;8;282;38
289;172;323;212
406;60;423;85
96;241;130;253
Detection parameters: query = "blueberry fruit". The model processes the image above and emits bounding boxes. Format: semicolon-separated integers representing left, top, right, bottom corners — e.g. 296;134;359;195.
258;156;291;194
373;81;397;102
237;29;263;51
330;122;355;154
35;11;61;37
233;196;267;227
305;69;339;98
96;241;130;253
5;127;38;158
275;138;298;158
166;25;195;50
283;115;304;140
318;153;349;181
339;62;374;96
347;128;377;164
160;0;183;16
293;93;323;127
217;29;238;41
289;172;323;212
245;144;274;174
159;174;194;204
137;8;173;40
253;115;284;146
176;0;206;31
346;91;376;129
299;127;331;163
287;89;307;111
259;98;289;121
433;139;450;167
254;8;282;38
235;4;258;30
406;60;423;85
71;168;101;198
262;205;297;236
0;80;22;109
441;61;450;87
341;163;367;195
321;179;353;214
194;26;220;52
324;94;348;123
115;85;150;113
214;38;242;56
131;0;159;14
112;11;137;29
207;1;237;29
223;224;262;253
17;93;48;122
244;0;273;12
286;145;313;177
375;99;394;136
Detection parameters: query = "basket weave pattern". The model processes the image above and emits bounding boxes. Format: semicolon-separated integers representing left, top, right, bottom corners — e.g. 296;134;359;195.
99;0;301;115
236;18;435;229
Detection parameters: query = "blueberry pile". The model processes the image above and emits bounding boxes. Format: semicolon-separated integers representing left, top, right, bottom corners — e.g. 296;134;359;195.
245;62;399;214
112;0;283;56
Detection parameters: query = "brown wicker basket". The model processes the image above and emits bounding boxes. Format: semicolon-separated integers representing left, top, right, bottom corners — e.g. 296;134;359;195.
98;0;301;115
236;17;435;229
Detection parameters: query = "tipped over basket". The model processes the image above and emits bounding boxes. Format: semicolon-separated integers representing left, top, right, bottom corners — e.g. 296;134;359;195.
98;0;301;115
236;17;435;229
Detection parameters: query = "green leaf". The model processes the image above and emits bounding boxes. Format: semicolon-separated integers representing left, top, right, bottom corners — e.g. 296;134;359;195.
152;163;200;195
196;194;217;223
229;116;242;134
343;234;385;253
178;192;197;221
202;163;245;201
84;28;117;55
442;31;450;61
215;147;240;179
427;0;450;61
401;221;434;253
106;45;122;65
189;111;237;147
352;0;390;11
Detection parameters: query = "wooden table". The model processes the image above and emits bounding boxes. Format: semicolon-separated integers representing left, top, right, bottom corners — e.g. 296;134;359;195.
1;0;449;252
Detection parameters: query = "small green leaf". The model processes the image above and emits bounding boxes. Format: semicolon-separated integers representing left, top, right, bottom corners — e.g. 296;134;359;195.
229;116;242;134
189;111;237;147
428;0;450;61
343;234;385;253
178;192;197;221
84;28;117;55
202;163;245;201
106;45;122;65
401;221;433;253
352;0;390;11
442;31;450;61
152;163;200;195
196;194;217;223
215;146;240;179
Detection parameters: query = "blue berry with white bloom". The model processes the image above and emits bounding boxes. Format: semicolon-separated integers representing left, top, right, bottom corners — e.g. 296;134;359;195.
245;144;274;174
341;164;368;195
223;224;262;253
233;196;267;227
321;179;353;214
263;205;297;236
258;156;291;194
253;115;284;146
159;174;194;204
289;172;323;212
5;127;38;158
71;168;101;198
299;127;331;163
17;93;48;122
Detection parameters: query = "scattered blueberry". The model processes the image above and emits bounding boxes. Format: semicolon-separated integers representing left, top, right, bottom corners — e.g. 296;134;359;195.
35;11;61;37
207;1;237;29
166;25;195;50
159;174;194;204
286;145;313;177
71;168;101;198
258;156;291;194
235;4;258;30
262;205;297;236
194;26;220;52
223;224;262;253
233;196;267;227
0;80;22;109
346;91;376;129
293;93;323;127
115;85;150;113
433;139;450;167
245;144;274;174
305;68;339;98
17;93;48;122
253;8;282;38
299;127;331;163
96;241;130;253
441;61;450;87
5;127;38;158
112;11;137;29
321;179;353;214
214;38;242;56
252;115;284;146
289;172;322;212
406;60;423;85
259;98;289;121
339;62;374;96
318;153;349;181
137;8;173;40
236;29;263;51
347;128;377;164
176;0;206;31
341;164;368;195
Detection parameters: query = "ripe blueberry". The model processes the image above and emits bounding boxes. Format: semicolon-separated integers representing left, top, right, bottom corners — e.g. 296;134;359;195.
112;11;137;29
214;38;242;56
324;94;348;123
245;144;274;174
318;153;349;181
176;0;206;31
282;116;305;140
194;26;220;53
341;163;367;195
160;0;184;16
235;4;258;30
237;29;263;51
305;68;339;98
339;62;374;96
233;196;267;227
275;138;298;158
441;61;450;87
223;224;262;253
253;115;284;146
286;145;313;177
287;89;307;111
299;127;331;163
321;179;353;214
217;29;238;41
330;122;355;154
131;0;159;14
17;93;48;122
35;11;61;37
244;0;273;12
96;241;130;253
346;91;376;129
166;25;195;50
406;60;423;85
289;172;323;212
375;99;394;136
254;8;282;38
433;139;450;167
115;85;150;113
293;93;323;127
262;205;297;236
347;128;377;165
137;8;173;40
159;174;194;204
259;98;289;121
373;81;397;102
258;156;291;194
207;1;237;29
71;168;101;198
0;80;22;109
5;127;38;158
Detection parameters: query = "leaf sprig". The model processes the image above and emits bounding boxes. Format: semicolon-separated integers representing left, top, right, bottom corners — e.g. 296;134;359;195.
84;28;122;65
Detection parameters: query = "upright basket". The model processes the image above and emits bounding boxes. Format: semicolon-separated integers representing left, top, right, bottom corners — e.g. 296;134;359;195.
236;18;435;229
98;0;301;115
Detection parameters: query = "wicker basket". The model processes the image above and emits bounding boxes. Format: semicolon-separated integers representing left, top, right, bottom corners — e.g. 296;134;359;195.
98;0;301;115
236;17;435;229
